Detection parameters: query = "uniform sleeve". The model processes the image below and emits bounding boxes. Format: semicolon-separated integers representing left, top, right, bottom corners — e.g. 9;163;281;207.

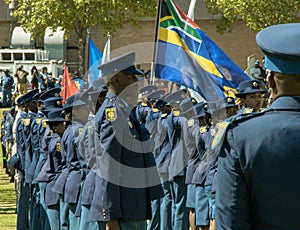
216;128;251;230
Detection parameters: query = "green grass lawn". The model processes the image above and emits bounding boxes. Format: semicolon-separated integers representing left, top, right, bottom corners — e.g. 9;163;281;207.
0;108;17;230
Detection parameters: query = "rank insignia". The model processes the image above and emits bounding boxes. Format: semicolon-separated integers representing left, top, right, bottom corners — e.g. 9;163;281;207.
188;119;194;127
56;142;61;152
36;118;42;125
243;107;253;114
128;121;133;129
106;107;117;122
79;128;83;135
42;120;48;128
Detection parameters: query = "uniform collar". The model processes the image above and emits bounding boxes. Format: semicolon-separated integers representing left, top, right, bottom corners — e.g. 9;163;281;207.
268;96;300;110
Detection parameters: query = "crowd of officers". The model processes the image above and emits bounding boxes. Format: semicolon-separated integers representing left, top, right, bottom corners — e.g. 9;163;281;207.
1;51;268;230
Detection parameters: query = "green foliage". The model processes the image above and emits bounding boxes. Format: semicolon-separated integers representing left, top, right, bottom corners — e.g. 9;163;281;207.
5;0;157;73
204;0;300;33
5;0;157;38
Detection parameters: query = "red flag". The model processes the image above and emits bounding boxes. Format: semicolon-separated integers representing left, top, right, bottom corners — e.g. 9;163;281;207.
60;65;79;103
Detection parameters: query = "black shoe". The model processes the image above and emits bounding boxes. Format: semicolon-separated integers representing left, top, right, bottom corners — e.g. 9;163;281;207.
10;177;14;183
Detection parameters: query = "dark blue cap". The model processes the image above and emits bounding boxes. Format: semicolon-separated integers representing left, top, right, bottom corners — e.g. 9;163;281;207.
148;89;165;102
43;97;63;113
193;102;206;118
63;92;88;110
40;87;61;100
179;98;194;114
92;77;106;90
46;108;65;123
88;85;108;98
256;23;300;74
235;79;267;98
32;91;44;102
165;90;187;104
63;94;79;110
156;99;170;110
213;97;237;113
22;89;39;103
139;85;158;95
97;52;144;76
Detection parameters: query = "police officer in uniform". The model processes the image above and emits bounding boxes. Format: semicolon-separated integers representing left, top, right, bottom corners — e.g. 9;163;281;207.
216;23;300;229
90;52;163;229
51;93;82;230
235;79;267;113
44;108;65;230
78;84;107;230
33;89;63;230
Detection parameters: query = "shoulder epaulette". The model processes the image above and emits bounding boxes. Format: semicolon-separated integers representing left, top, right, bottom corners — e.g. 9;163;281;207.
230;109;268;125
42;119;48;128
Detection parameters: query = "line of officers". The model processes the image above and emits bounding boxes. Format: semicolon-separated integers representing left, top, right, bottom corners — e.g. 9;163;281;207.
6;52;267;230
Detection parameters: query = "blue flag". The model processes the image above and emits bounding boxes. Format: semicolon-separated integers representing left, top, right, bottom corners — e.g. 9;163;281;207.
155;0;251;101
88;38;102;87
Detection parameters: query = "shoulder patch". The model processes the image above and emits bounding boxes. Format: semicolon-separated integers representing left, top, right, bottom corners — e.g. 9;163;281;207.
36;118;42;125
188;119;194;127
211;121;230;150
56;142;61;152
78;127;83;135
106;107;117;122
200;126;208;134
23;118;31;126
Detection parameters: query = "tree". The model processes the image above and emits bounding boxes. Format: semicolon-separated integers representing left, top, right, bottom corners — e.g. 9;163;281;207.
204;0;300;33
6;0;157;74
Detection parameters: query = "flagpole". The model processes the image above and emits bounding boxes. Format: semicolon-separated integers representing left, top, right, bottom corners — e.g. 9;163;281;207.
151;0;163;85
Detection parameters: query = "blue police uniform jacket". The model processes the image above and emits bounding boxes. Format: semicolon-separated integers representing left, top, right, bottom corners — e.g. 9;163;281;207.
79;114;97;206
182;118;201;184
45;133;62;207
26;111;44;183
89;92;162;222
192;126;212;186
153;114;172;176
165;112;188;178
4;116;13;141
15;111;27;176
51;124;72;194
34;126;53;183
23;111;37;182
145;108;160;135
216;96;300;230
135;102;151;125
64;121;85;204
